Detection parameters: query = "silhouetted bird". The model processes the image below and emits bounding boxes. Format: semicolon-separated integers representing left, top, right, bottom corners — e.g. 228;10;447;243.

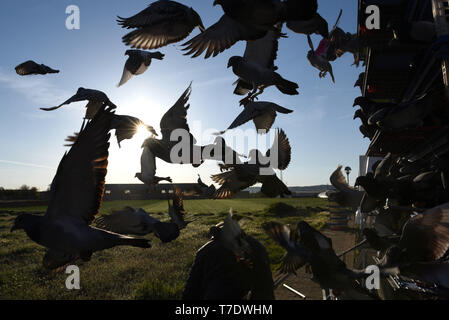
10;106;150;270
215;101;293;135
212;129;291;198
94;207;180;243
233;25;283;96
328;165;364;210
40;88;117;120
227;56;299;103
118;50;164;87
15;60;59;76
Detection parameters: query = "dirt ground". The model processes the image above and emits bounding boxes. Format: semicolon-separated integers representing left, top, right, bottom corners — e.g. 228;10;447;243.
274;219;357;300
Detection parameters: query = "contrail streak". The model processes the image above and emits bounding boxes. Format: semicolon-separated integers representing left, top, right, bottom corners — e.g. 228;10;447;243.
0;160;54;170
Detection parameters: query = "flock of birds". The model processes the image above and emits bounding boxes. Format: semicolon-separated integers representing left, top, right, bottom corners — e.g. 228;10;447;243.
14;0;439;300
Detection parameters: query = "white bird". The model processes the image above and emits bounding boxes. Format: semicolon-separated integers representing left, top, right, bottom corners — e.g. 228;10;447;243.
118;50;165;87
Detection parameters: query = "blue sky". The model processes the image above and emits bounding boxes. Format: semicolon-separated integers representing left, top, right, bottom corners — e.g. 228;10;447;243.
0;0;368;190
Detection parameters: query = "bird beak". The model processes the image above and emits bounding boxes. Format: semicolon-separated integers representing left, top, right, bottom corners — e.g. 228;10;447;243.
227;62;232;68
353;114;358;120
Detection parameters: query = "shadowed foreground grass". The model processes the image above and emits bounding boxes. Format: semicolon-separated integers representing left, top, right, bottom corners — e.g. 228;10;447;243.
0;198;328;300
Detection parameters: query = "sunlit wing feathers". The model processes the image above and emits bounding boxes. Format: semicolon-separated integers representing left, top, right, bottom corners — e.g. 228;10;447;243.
330;165;354;193
117;0;192;28
262;222;308;274
265;129;291;170
182;15;258;59
45;106;113;224
118;1;204;50
400;203;449;262
160;83;192;141
94;207;151;235
212;166;257;199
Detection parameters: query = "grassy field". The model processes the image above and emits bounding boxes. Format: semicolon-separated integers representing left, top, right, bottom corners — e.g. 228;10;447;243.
0;198;329;300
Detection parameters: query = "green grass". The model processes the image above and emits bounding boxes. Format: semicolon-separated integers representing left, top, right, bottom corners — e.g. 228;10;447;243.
0;198;328;300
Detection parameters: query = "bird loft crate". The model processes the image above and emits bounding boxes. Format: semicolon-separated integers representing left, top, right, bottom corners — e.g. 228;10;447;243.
328;200;350;231
432;0;449;87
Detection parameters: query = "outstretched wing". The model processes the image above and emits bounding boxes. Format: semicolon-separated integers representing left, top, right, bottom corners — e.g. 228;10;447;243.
117;0;188;29
212;165;258;199
182;15;253;59
160;84;193;141
262;222;308;274
400;203;449;261
45;106;112;224
94;207;147;235
330;165;355;192
265;129;291;170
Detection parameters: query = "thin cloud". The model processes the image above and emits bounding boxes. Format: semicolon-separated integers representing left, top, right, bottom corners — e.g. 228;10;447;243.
0;69;70;106
0;159;55;170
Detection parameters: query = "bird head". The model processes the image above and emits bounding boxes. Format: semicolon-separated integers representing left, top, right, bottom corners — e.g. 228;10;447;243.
353;96;368;108
353;109;364;120
151;51;165;60
76;87;85;94
227;56;241;68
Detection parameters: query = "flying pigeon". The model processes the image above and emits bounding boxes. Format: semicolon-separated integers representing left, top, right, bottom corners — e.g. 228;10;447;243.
118;0;205;50
94;207;180;243
118;50;165;87
64;114;157;148
233;25;284;96
215;101;293;135
182;0;284;59
135;140;172;188
10;106;150;270
327;165;364;210
40;88;118;120
306;35;335;83
379;203;449;268
15;60;59;76
286;13;329;37
168;186;194;230
227;56;299;103
263;221;372;293
212;129;292;198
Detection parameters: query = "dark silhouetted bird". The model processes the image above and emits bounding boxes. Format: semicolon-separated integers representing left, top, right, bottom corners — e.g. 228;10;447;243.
168;186;194;230
379;203;449;268
40;88;118;120
183;0;284;59
233;25;283;96
118;50;165;87
212;129;291;198
118;0;205;50
15;60;59;76
227;56;299;103
328;165;364;210
286;13;328;37
94;207;180;243
215;101;293;135
10;106;150;270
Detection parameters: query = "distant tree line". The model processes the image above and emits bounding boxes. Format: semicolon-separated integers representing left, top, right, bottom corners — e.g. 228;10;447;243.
0;185;40;201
